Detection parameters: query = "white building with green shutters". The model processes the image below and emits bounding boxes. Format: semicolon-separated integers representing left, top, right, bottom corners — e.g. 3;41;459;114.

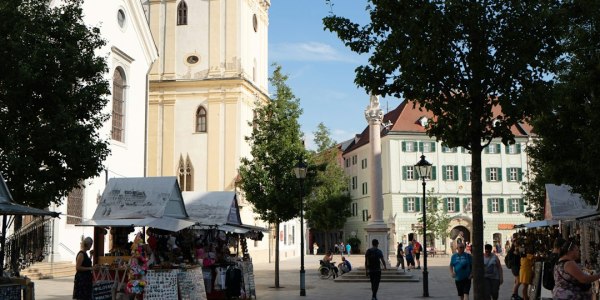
341;101;531;254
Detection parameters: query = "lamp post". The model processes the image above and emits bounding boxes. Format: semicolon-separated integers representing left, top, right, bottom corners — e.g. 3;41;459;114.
293;158;307;296
415;154;432;297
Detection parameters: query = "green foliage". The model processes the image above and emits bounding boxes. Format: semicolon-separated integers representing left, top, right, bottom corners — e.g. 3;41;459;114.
346;236;361;253
324;1;563;296
528;0;600;208
0;0;110;208
416;189;452;245
238;64;307;224
305;123;351;251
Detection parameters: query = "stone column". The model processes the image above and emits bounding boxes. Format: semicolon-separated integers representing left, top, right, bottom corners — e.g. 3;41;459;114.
364;94;390;264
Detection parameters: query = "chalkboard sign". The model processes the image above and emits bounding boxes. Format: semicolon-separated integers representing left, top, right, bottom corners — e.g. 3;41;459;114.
0;284;21;300
178;267;207;300
92;281;113;300
144;269;178;300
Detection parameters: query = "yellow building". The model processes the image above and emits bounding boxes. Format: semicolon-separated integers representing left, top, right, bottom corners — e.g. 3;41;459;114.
146;0;269;193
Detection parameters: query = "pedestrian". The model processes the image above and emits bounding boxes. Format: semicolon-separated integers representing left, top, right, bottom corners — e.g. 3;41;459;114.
346;242;352;256
313;242;319;255
412;239;422;269
340;242;345;255
519;245;535;300
405;242;415;270
542;237;565;291
396;242;405;272
552;239;600;300
338;256;352;274
73;237;97;300
508;242;523;300
365;239;387;300
449;242;472;300
483;243;503;300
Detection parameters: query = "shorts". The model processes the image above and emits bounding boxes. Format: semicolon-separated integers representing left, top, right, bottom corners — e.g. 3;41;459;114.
415;253;421;260
455;278;472;296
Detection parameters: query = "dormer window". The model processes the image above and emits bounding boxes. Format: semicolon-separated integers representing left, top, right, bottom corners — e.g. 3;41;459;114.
418;116;428;127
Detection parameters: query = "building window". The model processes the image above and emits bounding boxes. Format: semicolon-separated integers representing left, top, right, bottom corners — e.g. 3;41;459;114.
196;106;207;132
67;185;84;224
362;182;368;195
351;176;357;190
403;197;421;213
509;198;524;214
352;155;357;165
420;142;436;153
488;198;505;213
443;165;458;181
345;158;350;168
177;1;188;25
506;144;521;154
403;166;416;180
178;155;194;191
111;68;126;142
362;209;369;222
403;141;417;152
442;145;457;153
361;158;367;169
352;203;358;216
463;198;472;213
486;143;501;154
462;166;472;181
291;225;295;245
507;167;522;182
486;167;502;182
445;197;459;213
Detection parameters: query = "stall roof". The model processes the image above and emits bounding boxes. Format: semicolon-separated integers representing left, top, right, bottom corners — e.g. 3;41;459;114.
544;184;596;220
0;174;59;217
80;177;194;231
515;220;559;228
183;192;242;226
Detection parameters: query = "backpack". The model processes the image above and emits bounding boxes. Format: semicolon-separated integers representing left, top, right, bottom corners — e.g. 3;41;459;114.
542;254;558;290
504;251;513;269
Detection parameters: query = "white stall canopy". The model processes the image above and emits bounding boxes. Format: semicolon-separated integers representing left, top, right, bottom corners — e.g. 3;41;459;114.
80;177;195;232
544;183;596;221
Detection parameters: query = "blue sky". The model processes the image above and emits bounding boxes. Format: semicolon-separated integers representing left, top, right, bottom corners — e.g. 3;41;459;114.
268;1;401;150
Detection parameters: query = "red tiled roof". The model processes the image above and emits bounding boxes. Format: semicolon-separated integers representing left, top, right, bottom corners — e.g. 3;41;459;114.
344;101;532;155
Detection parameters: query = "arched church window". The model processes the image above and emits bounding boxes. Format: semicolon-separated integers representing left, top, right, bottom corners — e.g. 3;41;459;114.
112;68;126;142
178;155;194;191
196;106;207;132
177;1;188;25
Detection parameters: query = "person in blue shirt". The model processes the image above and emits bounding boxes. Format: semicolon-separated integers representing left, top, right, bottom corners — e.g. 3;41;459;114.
405;242;415;270
449;242;473;300
338;256;352;274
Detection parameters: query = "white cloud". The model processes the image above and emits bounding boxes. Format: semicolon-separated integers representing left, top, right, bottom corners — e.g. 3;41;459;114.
270;42;359;63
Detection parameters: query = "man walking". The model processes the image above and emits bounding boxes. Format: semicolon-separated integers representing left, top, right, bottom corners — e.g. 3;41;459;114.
450;242;472;300
396;242;405;271
413;239;422;269
365;239;387;300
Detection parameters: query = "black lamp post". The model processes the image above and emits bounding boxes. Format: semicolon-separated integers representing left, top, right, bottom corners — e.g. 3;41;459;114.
293;158;307;296
415;154;432;297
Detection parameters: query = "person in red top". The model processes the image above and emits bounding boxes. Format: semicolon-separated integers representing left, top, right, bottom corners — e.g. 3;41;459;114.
412;239;422;269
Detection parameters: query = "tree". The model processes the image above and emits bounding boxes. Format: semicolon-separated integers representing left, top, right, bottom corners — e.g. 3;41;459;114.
305;123;351;253
527;0;600;209
238;64;306;288
323;1;562;296
416;189;451;251
0;0;110;210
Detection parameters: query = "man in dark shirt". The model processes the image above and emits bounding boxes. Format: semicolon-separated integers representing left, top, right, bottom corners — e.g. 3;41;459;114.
365;239;387;300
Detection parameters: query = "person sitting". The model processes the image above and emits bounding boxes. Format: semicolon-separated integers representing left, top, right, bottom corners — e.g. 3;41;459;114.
338;256;352;274
323;251;339;277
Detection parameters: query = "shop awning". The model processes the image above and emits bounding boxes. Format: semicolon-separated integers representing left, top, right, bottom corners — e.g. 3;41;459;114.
80;177;194;232
0;174;59;217
79;216;196;232
183;191;242;226
515;220;559;228
544;184;596;220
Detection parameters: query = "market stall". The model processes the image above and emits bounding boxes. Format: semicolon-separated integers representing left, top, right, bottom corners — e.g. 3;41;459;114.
183;192;266;300
80;177;205;300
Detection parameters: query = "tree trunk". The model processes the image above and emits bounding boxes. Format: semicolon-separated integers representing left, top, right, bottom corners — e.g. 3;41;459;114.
471;140;484;298
274;222;280;288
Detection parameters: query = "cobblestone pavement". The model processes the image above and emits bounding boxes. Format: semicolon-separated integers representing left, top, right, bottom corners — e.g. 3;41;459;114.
35;254;518;299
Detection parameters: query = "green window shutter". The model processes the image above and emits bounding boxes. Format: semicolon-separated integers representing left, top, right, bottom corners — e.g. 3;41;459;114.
499;198;505;213
402;141;406;152
431;166;437;180
403;198;408;212
418;142;424;152
516;143;522;154
484;146;490;154
519;198;525;213
453;166;459;180
462;166;467;181
505;145;510;154
413;142;419;152
508;200;513;213
455;198;460;212
402;166;407;180
431;142;436;152
487;199;492;213
496;144;502;153
460;147;465;153
518;168;523;181
416;197;421;212
443;198;448;212
498;168;503;181
462;198;468;211
485;168;491;181
442;165;447;180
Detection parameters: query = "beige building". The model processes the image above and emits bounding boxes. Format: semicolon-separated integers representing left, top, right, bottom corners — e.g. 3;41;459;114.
144;0;274;261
